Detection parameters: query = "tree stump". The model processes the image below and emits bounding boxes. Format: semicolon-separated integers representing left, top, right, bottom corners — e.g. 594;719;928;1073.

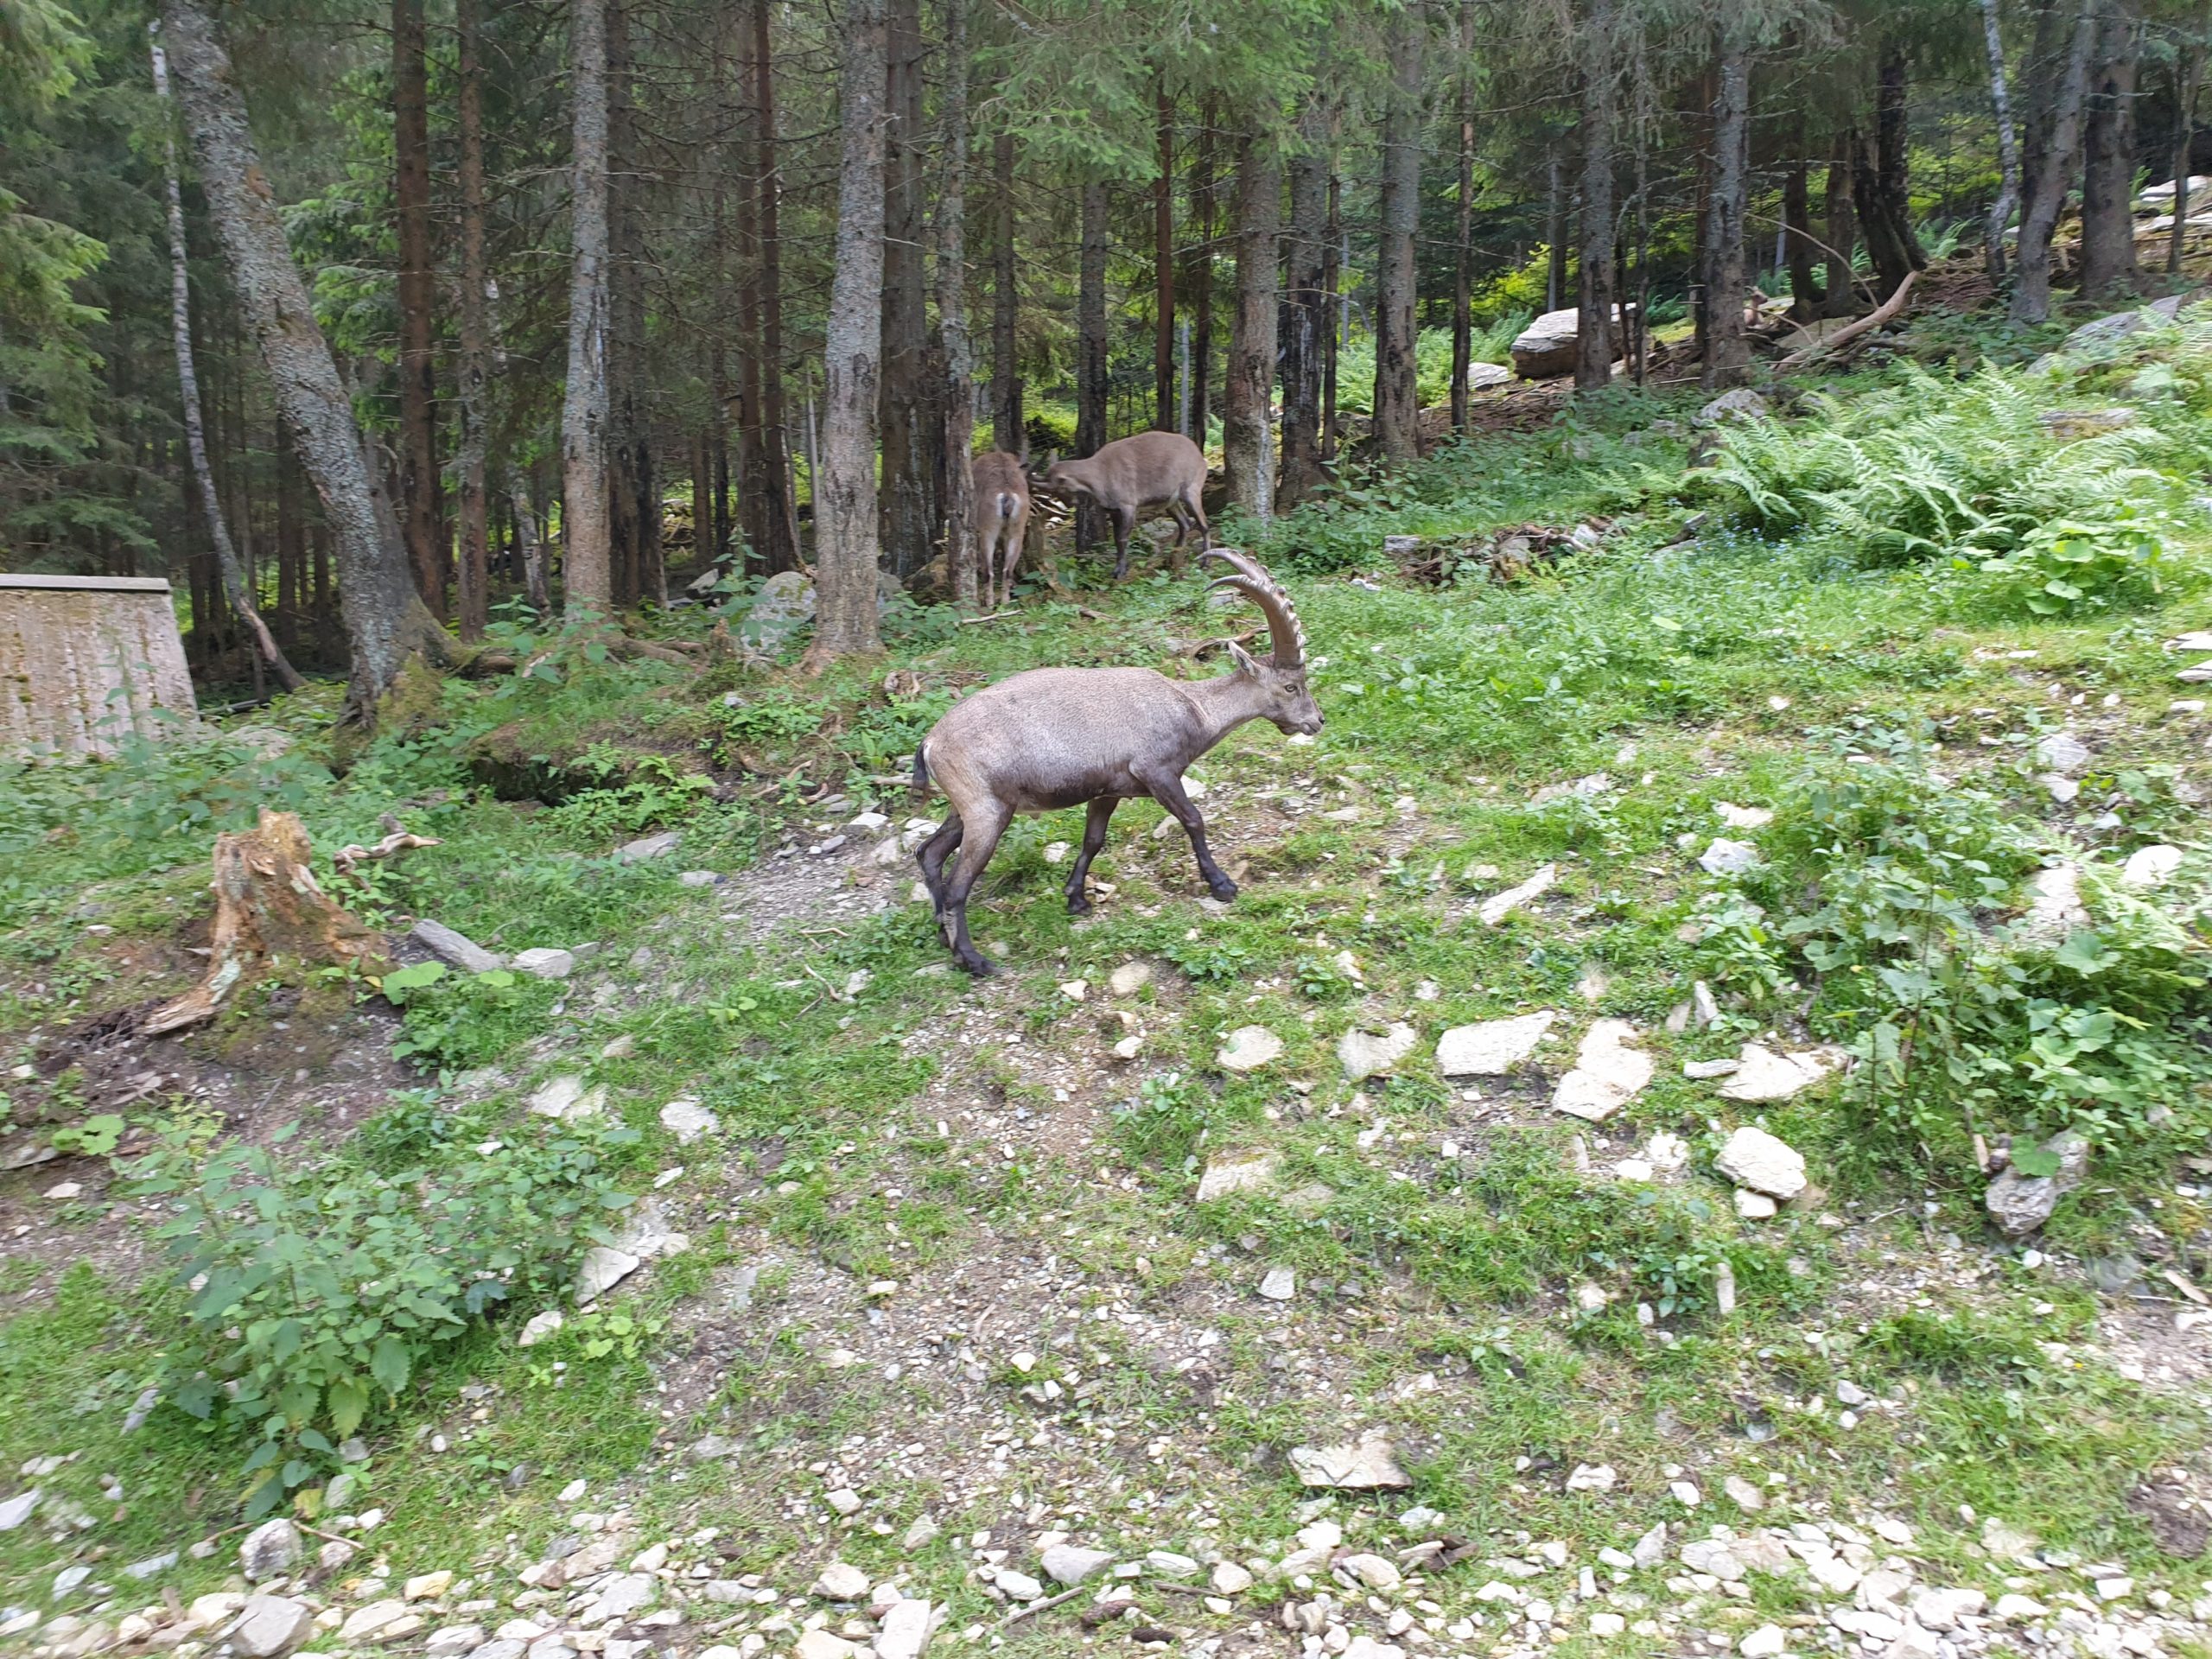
143;810;389;1035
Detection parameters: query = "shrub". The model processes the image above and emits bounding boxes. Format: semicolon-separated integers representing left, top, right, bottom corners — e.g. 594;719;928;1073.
127;1116;637;1518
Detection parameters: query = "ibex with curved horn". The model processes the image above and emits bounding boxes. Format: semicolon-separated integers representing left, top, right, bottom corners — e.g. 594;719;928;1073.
911;550;1321;974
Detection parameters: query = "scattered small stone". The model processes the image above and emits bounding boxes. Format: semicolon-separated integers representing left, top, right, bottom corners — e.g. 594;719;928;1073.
1724;1475;1764;1511
1479;863;1557;926
1565;1464;1617;1493
1986;1131;2090;1236
1057;979;1087;1001
1041;1545;1114;1586
1259;1267;1297;1301
1435;1011;1557;1077
574;1243;641;1300
1216;1026;1284;1072
1715;802;1773;830
677;870;721;888
1717;1046;1840;1103
1109;962;1152;996
1338;1022;1417;1082
1669;1481;1701;1506
2095;1577;2133;1601
812;1562;869;1600
1911;1588;1986;1630
1551;1019;1652;1122
1288;1431;1412;1490
410;919;505;976
1340;1553;1402;1592
1196;1154;1278;1201
2122;844;2183;887
2036;732;2092;774
239;1519;302;1582
825;1488;863;1516
874;1599;932;1659
1994;1593;2050;1621
512;948;577;981
1683;1058;1740;1079
528;1075;604;1121
1734;1190;1778;1220
518;1309;564;1347
1699;838;1761;876
232;1596;315;1659
1738;1624;1786;1657
616;830;681;861
658;1097;719;1144
1210;1561;1254;1595
1716;1125;1808;1198
121;1552;176;1580
994;1568;1043;1601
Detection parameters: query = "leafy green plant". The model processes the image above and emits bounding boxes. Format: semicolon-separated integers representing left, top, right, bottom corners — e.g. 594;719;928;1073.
523;1307;667;1386
48;1113;124;1157
542;752;714;843
126;1117;637;1517
1975;513;2164;615
382;963;551;1074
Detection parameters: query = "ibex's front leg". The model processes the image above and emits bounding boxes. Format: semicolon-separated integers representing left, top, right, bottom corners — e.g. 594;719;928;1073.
1111;508;1137;582
1136;766;1236;903
1065;797;1119;915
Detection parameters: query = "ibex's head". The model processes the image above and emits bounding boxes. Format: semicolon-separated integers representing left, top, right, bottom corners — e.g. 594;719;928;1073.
1203;550;1323;737
1036;459;1089;504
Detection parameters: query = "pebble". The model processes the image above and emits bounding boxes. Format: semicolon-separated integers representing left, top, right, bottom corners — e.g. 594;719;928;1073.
1478;863;1557;925
1724;1475;1764;1511
1738;1624;1786;1656
1565;1463;1617;1492
1216;1026;1283;1072
512;948;577;981
1551;1019;1653;1122
1435;1011;1557;1077
239;1519;302;1582
811;1562;869;1600
1337;1022;1417;1082
994;1568;1042;1601
1042;1545;1114;1586
1108;962;1152;996
1715;1125;1808;1198
1259;1267;1297;1301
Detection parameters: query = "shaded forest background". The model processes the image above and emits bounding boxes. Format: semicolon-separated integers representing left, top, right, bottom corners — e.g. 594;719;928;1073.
3;0;2209;702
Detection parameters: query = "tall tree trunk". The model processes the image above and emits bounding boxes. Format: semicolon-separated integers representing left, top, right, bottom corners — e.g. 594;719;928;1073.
158;0;435;716
804;0;888;671
1373;1;1421;464
2012;0;2099;322
1449;0;1474;432
152;36;303;692
1546;149;1567;312
275;423;302;648
454;0;491;640
1075;179;1110;550
1783;151;1825;318
2019;0;2066;223
2173;45;2202;274
393;0;443;616
938;0;977;610
1321;168;1339;459
606;0;658;607
1853;45;1924;301
1154;81;1175;430
1574;0;1618;394
1222;132;1278;518
1701;43;1751;390
562;0;613;612
990;130;1020;454
1185;97;1216;445
510;465;550;611
751;0;797;574
1980;0;2023;279
879;0;935;578
1820;145;1859;315
1279;93;1333;509
2077;0;2139;298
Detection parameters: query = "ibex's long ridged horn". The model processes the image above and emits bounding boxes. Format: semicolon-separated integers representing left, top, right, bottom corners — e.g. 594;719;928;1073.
1201;550;1306;669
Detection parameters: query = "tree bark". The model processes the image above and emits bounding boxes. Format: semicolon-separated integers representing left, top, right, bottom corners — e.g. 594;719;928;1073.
1154;80;1175;430
510;464;550;612
1075;179;1110;550
2012;0;2098;322
1820;145;1859;315
804;0;888;671
879;0;935;579
1321;168;1339;458
152;36;303;692
1372;1;1421;464
1222;132;1278;519
158;0;437;717
1980;0;2023;280
2077;0;2139;299
1783;151;1825;317
1574;0;1619;394
1701;43;1751;390
1853;45;1925;302
455;0;491;640
1185;97;1216;445
1278;92;1333;509
2174;45;2202;274
1546;149;1566;312
1449;0;1474;432
938;0;977;610
606;0;658;607
750;0;797;574
990;129;1020;455
562;0;613;613
393;0;443;616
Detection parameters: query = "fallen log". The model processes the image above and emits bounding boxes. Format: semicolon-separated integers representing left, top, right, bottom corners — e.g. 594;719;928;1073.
1776;271;1917;372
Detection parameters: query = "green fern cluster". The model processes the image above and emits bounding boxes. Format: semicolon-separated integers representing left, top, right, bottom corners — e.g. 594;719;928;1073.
1694;364;2191;611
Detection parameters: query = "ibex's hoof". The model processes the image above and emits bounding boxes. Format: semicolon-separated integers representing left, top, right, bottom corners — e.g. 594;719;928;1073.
957;954;1000;977
1208;879;1240;903
1066;894;1092;917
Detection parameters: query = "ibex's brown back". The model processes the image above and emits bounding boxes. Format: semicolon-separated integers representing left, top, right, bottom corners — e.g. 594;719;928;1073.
1039;430;1210;581
970;451;1030;608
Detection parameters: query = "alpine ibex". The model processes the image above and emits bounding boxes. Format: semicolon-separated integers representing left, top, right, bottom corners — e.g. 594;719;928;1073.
1038;430;1210;581
970;451;1031;609
911;549;1319;974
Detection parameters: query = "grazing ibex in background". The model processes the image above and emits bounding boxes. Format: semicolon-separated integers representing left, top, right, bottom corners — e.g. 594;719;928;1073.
969;451;1031;609
911;550;1319;975
1038;430;1210;582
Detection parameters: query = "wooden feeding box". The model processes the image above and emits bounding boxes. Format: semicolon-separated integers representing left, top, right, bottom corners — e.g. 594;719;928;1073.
0;575;199;759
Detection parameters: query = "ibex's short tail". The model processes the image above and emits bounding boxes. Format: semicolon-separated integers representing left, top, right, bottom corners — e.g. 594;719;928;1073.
993;490;1019;521
910;744;931;794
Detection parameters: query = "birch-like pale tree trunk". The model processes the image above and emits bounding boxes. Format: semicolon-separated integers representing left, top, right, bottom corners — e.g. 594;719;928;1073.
1979;0;2022;280
562;0;613;613
804;0;888;670
151;35;303;693
157;0;437;718
935;0;977;612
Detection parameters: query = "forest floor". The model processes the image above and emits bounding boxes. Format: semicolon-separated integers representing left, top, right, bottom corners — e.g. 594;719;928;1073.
1;282;2211;1659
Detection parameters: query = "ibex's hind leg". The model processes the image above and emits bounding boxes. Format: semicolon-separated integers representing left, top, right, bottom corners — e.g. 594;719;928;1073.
1065;797;1120;915
917;815;964;930
941;802;1012;975
1136;766;1236;903
1111;508;1136;582
1186;485;1211;553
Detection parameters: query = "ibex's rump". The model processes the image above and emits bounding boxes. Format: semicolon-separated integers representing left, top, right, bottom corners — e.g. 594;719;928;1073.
970;451;1031;609
912;550;1319;975
1038;430;1210;582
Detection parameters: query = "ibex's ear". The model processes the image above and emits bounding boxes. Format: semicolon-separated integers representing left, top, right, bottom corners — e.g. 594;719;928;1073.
1225;640;1262;676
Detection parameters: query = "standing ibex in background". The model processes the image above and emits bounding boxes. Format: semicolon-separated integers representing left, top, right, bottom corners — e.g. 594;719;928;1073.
969;451;1031;609
1037;430;1210;582
911;550;1319;975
